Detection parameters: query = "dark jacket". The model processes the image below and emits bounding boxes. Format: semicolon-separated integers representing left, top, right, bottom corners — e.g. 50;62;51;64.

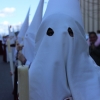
89;45;100;66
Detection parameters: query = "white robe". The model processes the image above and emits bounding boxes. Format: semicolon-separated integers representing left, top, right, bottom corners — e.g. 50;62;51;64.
29;13;100;100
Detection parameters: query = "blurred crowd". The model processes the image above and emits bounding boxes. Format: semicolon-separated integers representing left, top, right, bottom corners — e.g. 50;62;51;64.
87;30;100;66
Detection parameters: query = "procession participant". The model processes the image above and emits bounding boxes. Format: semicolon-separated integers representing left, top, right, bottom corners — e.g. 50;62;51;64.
17;0;44;66
29;0;100;100
14;7;30;65
7;26;16;62
12;8;30;100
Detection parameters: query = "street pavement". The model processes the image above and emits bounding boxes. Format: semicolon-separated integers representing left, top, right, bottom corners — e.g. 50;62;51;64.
0;55;13;100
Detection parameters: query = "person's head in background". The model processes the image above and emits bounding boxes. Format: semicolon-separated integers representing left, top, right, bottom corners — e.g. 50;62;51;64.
89;32;98;44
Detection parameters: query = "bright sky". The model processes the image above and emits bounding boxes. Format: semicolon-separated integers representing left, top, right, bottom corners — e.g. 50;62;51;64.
0;0;48;36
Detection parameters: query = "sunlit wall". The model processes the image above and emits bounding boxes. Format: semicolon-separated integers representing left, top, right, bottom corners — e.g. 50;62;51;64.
80;0;100;33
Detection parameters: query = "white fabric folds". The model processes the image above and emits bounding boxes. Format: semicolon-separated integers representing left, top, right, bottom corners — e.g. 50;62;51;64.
29;13;100;100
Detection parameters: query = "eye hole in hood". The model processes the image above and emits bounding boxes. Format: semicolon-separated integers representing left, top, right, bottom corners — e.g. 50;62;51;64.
47;28;54;36
68;27;74;37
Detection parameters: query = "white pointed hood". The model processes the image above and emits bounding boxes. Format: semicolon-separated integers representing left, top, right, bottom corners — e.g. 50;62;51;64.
43;0;84;29
17;8;30;43
8;26;16;44
23;0;44;62
29;0;100;100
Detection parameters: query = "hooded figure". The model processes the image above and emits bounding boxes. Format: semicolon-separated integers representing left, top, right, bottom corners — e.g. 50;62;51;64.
22;0;44;63
7;26;16;62
15;8;30;65
29;0;100;100
8;26;16;45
